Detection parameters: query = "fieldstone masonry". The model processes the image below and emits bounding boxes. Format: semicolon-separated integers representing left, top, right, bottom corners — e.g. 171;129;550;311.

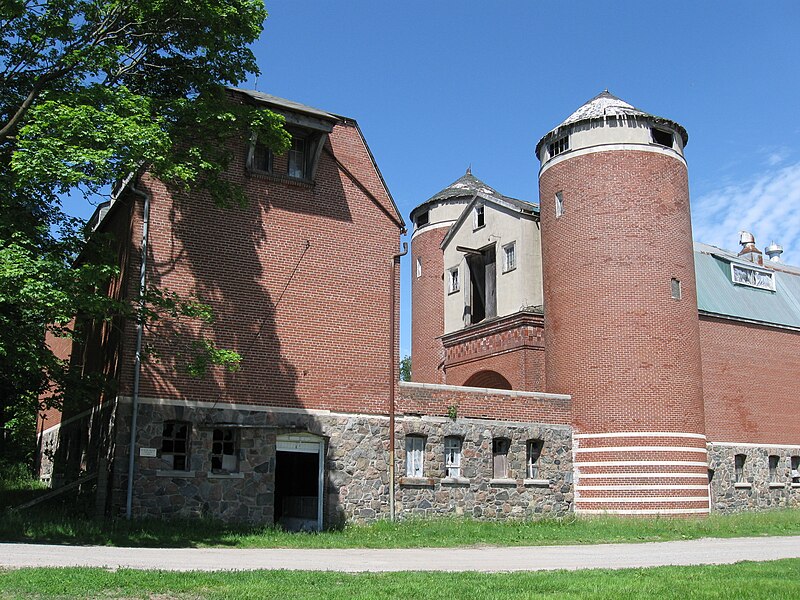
708;443;800;512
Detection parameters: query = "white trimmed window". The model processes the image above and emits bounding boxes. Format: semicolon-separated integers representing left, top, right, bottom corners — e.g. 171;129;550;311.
548;136;569;158
503;242;516;273
448;267;460;294
287;135;307;179
493;438;510;479
406;435;425;477
526;440;543;479
555;191;564;218
444;436;462;478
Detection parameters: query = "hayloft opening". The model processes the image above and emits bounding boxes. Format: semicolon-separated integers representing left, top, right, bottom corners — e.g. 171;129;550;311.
466;246;496;325
651;128;674;148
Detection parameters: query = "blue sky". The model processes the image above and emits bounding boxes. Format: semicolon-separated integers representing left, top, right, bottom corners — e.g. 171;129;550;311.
66;1;800;358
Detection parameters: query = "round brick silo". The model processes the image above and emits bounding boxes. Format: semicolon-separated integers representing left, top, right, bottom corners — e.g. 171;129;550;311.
537;92;709;515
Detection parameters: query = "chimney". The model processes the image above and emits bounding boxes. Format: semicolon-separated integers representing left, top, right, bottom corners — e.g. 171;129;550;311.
765;241;784;263
738;231;763;265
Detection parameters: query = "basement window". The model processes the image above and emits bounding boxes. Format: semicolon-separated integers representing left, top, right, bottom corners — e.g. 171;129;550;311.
671;278;682;300
212;428;239;473
406;435;425;477
526;440;543;479
651;128;674;148
444;436;462;478
769;455;780;482
731;263;775;291
493;438;510;479
734;453;746;484
792;456;800;484
548;136;569;158
161;421;190;471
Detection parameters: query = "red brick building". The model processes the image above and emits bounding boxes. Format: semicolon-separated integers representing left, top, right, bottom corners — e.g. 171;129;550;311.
411;92;800;515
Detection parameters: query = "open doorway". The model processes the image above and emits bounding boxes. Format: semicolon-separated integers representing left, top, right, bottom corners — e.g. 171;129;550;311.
466;245;496;325
274;433;325;531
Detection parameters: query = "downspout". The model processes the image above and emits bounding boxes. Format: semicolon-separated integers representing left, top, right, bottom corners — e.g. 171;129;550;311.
389;241;408;522
125;180;150;519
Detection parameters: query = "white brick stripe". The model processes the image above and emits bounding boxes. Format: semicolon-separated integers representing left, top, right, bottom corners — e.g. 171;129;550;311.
577;485;709;491
710;441;800;450
575;460;709;467
577;472;708;479
576;496;710;504
574;432;707;440
575;446;707;454
578;508;711;515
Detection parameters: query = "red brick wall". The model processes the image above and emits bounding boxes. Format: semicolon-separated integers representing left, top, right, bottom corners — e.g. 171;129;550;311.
539;150;705;436
410;226;446;383
113;120;402;416
398;382;571;424
442;312;545;391
700;315;800;444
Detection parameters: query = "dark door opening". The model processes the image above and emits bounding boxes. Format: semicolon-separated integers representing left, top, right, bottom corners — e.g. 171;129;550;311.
274;450;320;532
467;246;496;325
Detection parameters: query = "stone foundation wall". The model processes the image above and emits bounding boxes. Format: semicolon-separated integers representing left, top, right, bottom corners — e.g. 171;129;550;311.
111;397;574;526
708;443;800;512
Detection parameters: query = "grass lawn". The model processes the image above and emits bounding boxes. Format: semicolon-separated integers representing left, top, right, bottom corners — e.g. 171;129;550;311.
1;560;799;599
1;507;800;548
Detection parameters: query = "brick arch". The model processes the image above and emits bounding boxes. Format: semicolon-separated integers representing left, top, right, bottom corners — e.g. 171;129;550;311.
464;370;512;391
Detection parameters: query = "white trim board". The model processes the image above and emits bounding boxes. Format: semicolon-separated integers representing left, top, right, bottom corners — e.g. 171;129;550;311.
574;432;706;440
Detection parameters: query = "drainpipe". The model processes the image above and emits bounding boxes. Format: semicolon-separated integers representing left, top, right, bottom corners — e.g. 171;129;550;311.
389;241;408;522
125;180;150;519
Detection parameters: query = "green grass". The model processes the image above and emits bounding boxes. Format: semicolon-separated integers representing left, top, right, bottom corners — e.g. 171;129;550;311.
0;463;47;512
1;560;799;599
1;508;800;549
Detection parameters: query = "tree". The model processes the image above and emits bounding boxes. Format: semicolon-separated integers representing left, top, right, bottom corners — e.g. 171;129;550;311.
0;0;290;465
399;355;411;382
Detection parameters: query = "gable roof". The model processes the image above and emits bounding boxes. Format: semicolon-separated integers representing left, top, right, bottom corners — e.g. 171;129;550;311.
695;242;800;330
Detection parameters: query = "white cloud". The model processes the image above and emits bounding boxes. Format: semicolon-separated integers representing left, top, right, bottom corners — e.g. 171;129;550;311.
692;161;800;265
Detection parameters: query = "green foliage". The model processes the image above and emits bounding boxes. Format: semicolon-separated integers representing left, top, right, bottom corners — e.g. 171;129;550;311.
0;0;290;466
399;355;411;382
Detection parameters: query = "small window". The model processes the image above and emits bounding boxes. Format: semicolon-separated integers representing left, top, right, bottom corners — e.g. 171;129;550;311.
548;136;569;158
671;278;682;300
474;204;485;229
416;258;422;278
212;428;239;473
526;440;543;479
651;128;674;148
493;438;510;479
555;191;564;219
444;436;462;478
503;242;516;273
792;456;800;484
734;453;746;483
731;263;775;291
406;435;425;477
769;455;779;482
252;142;273;173
448;267;460;294
416;211;429;227
161;421;190;471
288;136;307;179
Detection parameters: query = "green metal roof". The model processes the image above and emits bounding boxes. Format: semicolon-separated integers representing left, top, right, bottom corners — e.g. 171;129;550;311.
694;242;800;330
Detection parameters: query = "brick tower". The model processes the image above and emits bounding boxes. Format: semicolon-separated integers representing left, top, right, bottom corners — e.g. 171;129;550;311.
410;170;499;383
537;92;709;515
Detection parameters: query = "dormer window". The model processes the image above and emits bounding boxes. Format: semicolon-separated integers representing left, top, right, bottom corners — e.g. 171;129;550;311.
651;128;674;148
288;135;307;179
252;142;273;174
548;136;569;158
731;263;775;291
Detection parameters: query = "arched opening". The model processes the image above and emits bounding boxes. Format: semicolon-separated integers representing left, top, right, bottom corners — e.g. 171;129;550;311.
463;370;512;390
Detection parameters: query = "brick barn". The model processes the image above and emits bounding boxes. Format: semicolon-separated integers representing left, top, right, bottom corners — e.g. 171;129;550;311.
38;90;799;526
